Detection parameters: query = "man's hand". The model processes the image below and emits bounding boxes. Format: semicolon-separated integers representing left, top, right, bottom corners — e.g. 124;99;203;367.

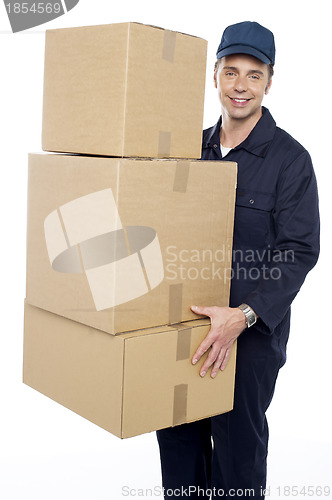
191;305;247;378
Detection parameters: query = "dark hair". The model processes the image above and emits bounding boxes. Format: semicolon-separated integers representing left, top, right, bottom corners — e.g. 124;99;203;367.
267;62;274;80
214;59;274;82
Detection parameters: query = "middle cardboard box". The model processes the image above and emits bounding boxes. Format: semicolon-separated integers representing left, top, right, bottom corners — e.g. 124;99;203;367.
26;153;237;335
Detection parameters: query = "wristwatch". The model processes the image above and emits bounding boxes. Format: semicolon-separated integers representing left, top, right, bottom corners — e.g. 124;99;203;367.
238;303;257;328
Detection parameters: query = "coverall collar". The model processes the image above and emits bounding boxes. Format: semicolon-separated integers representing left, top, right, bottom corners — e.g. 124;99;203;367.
202;106;276;158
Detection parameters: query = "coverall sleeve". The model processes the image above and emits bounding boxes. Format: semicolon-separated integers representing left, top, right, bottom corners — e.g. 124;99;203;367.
245;151;320;335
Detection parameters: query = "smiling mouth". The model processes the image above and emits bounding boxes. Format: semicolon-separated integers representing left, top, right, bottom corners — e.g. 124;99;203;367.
229;97;251;103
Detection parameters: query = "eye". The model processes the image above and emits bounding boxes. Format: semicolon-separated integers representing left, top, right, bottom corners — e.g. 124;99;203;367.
249;75;260;80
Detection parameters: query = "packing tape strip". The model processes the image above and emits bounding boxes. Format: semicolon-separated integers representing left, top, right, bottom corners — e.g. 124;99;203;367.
167;161;191;321
173;384;188;426
162;29;177;63
173;161;191;193
172;326;192;426
168;283;183;324
176;326;192;361
44;189;164;311
158;130;171;158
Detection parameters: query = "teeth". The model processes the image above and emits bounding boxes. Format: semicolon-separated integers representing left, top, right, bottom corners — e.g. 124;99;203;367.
233;98;248;102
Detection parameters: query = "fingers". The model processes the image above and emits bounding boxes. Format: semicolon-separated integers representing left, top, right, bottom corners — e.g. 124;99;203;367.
190;305;235;377
191;305;213;317
191;318;222;371
220;347;232;372
195;343;233;378
211;350;225;378
210;347;232;377
199;343;222;377
193;332;223;377
192;336;213;367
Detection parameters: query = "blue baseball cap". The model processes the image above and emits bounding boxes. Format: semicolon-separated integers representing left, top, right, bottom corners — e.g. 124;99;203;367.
216;21;275;65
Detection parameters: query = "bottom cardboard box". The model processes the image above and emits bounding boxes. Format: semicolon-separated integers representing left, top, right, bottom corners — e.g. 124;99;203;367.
23;302;236;438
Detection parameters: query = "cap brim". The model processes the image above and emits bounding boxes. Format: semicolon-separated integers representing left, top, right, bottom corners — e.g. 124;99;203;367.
216;44;272;65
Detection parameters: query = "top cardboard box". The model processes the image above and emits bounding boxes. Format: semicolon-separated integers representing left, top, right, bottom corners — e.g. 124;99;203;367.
42;22;207;158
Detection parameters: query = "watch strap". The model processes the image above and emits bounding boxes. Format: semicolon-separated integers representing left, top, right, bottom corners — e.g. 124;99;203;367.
238;303;257;328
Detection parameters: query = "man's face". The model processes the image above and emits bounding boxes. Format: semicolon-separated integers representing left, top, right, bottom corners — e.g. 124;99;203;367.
214;53;272;122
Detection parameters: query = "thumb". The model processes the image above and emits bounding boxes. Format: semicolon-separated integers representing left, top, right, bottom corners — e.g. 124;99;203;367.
191;305;211;317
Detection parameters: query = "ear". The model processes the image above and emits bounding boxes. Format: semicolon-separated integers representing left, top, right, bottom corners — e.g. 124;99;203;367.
213;60;220;89
214;68;218;89
265;78;272;95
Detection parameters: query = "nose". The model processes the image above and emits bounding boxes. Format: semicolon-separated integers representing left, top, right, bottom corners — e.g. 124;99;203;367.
234;75;248;93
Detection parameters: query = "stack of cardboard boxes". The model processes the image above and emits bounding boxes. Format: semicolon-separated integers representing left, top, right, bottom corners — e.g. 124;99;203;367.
23;22;238;438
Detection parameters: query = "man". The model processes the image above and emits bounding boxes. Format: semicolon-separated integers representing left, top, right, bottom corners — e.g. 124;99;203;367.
157;21;320;499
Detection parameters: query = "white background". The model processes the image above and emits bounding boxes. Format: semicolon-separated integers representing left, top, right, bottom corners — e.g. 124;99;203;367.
0;1;331;499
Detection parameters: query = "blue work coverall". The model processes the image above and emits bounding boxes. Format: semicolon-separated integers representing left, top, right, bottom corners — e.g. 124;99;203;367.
157;107;320;499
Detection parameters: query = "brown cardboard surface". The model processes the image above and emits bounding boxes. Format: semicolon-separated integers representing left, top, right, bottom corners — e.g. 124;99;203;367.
26;153;237;335
23;303;236;438
42;22;207;158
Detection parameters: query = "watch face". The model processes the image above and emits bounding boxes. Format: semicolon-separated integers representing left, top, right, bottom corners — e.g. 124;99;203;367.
239;304;257;328
238;304;257;328
248;317;255;327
